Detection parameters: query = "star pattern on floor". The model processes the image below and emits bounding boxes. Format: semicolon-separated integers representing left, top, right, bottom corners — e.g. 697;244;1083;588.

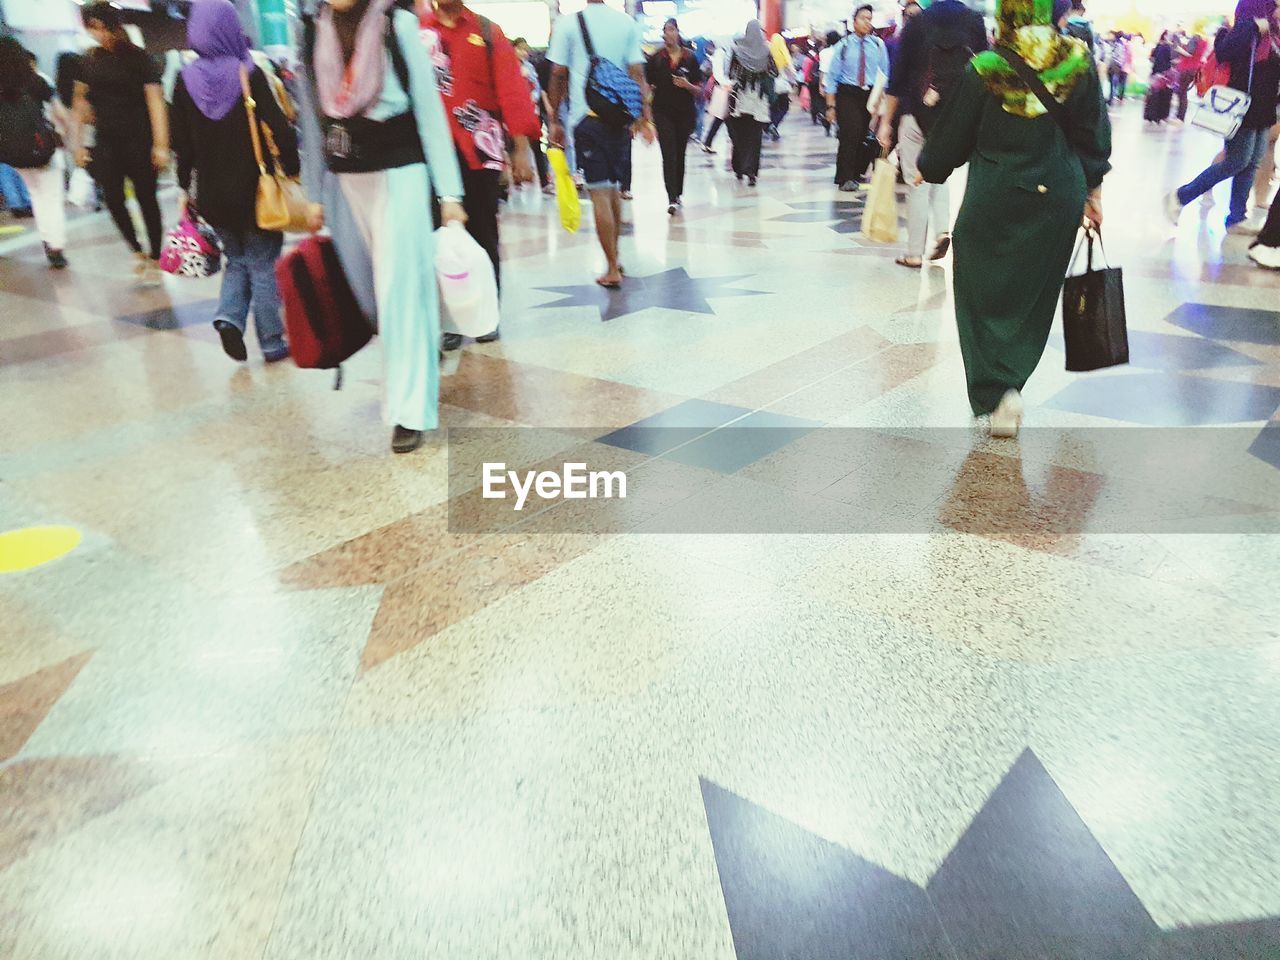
533;267;765;322
703;749;1280;959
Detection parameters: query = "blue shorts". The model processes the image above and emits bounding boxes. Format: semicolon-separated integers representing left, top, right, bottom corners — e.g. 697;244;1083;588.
574;116;631;190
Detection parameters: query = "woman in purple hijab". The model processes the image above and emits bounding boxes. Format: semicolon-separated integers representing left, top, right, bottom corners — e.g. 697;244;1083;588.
1165;0;1280;230
170;0;299;363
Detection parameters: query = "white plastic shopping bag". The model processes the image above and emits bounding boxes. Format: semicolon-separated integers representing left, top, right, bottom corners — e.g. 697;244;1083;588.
435;222;499;339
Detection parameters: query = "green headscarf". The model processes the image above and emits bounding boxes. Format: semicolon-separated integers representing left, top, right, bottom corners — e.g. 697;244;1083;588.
972;0;1093;118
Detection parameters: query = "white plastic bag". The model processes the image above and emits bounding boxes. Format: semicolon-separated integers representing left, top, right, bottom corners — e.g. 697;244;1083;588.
435;222;498;339
67;166;96;209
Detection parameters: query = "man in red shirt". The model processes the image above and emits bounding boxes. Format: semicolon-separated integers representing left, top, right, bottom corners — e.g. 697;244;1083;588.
419;0;540;346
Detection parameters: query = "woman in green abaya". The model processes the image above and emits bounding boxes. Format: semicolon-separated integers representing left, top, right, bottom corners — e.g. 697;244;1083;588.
918;0;1111;438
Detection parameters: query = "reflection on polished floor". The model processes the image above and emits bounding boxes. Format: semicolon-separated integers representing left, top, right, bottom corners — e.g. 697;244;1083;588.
2;105;1280;959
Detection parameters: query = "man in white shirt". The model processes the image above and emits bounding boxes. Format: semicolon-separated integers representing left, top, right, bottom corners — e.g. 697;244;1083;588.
548;0;652;288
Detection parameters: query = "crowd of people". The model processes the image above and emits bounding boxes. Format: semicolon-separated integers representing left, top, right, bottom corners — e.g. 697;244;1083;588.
0;0;1277;451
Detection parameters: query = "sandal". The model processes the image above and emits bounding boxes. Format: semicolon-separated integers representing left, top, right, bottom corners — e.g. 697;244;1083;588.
895;256;923;269
929;234;952;261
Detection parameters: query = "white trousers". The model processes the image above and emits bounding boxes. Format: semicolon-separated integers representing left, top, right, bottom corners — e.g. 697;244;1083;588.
17;151;67;251
897;115;951;260
339;166;441;432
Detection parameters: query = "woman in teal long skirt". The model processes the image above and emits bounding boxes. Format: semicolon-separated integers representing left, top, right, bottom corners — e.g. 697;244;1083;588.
918;0;1111;437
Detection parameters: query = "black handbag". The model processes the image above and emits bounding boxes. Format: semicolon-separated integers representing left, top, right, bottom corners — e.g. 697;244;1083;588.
1062;228;1129;372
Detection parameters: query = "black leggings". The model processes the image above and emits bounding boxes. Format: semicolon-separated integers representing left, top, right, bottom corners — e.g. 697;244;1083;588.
92;136;163;260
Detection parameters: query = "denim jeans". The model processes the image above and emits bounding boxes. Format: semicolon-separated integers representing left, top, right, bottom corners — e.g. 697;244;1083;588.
1176;126;1272;224
0;163;32;210
213;226;285;355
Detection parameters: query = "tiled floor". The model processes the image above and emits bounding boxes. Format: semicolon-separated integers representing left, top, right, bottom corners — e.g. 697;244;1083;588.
2;104;1279;959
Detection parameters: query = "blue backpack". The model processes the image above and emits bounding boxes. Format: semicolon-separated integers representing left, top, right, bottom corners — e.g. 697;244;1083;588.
578;11;642;127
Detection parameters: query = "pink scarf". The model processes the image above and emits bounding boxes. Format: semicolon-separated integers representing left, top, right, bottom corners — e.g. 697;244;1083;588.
313;0;397;119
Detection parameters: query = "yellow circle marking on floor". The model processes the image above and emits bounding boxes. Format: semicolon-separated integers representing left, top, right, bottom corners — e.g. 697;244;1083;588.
0;526;82;573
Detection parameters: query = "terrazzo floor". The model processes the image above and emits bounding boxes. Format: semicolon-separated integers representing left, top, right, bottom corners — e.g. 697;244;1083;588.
2;101;1279;959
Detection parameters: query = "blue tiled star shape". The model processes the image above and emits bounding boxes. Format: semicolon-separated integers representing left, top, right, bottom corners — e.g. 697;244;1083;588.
534;268;765;322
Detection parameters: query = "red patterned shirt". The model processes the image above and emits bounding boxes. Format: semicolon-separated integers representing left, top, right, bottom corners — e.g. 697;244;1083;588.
418;5;541;172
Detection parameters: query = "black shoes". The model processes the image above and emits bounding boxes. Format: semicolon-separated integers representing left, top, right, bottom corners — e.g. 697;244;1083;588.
391;425;425;454
213;319;248;362
444;329;500;348
11;207;32;219
748;176;757;188
44;244;68;270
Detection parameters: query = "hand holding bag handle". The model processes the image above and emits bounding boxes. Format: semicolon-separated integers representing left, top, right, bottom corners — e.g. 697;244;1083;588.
241;66;310;233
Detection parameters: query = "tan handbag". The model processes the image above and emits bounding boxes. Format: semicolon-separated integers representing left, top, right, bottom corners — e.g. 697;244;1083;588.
241;67;309;233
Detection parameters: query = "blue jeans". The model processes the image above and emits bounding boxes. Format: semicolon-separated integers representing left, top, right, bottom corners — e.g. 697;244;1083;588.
1177;126;1272;224
0;163;32;210
214;226;285;355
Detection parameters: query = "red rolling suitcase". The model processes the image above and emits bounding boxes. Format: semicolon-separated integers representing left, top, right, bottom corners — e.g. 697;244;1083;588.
277;236;371;381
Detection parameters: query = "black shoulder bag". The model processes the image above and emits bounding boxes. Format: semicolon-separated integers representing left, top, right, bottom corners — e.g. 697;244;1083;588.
1000;45;1128;373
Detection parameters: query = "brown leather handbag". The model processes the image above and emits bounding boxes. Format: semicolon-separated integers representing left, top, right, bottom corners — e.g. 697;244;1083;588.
241;67;309;232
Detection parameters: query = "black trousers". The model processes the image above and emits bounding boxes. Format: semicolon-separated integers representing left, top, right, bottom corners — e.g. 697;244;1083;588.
809;78;828;129
434;164;502;292
727;115;764;178
655;110;695;203
91;134;163;259
834;84;872;185
703;116;725;148
530;135;549;187
1257;194;1280;247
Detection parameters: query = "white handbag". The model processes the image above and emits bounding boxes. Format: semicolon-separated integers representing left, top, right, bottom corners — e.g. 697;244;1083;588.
1191;41;1254;140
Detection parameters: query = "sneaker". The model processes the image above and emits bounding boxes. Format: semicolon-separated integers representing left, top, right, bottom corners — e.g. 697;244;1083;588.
542;182;556;196
441;332;464;352
989;389;1024;439
476;328;500;343
263;345;290;364
391;425;425;454
620;190;633;201
213;319;248;362
1164;189;1185;225
1248;243;1280;269
44;244;68;270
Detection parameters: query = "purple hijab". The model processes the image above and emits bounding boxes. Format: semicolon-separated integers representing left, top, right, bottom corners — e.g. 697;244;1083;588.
183;0;254;121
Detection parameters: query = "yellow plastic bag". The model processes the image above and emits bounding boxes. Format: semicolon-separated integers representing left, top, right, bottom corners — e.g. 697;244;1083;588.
547;146;580;234
860;155;900;244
